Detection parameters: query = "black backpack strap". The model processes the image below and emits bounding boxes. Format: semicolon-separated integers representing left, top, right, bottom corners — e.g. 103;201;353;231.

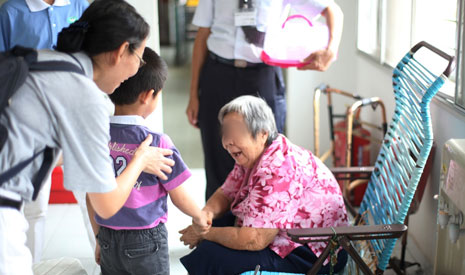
29;60;84;75
65;52;85;72
31;147;54;200
0;149;45;184
0;147;54;201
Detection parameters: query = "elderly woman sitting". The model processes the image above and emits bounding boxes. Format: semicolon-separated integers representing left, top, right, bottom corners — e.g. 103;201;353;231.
180;96;348;274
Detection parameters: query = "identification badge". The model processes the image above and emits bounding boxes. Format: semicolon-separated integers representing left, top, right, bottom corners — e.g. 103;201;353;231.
234;9;257;27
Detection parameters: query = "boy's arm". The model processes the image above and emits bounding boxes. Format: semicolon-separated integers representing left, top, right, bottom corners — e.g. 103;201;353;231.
168;185;211;233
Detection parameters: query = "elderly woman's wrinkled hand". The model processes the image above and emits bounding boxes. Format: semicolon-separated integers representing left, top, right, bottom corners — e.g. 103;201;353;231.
179;225;204;249
192;210;213;235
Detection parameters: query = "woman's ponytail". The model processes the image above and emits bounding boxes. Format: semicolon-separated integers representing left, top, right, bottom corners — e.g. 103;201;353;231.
56;0;149;56
56;21;89;53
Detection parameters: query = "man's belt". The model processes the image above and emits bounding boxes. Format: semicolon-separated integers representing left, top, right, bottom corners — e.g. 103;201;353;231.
0;196;22;210
208;51;266;68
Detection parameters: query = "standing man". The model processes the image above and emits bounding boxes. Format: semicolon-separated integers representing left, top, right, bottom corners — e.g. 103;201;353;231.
186;0;343;200
0;0;89;263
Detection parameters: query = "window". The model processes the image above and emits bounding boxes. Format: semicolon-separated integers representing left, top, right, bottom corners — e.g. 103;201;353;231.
357;0;464;111
456;0;465;109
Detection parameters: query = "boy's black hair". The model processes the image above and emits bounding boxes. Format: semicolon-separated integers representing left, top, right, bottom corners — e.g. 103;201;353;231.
109;47;168;105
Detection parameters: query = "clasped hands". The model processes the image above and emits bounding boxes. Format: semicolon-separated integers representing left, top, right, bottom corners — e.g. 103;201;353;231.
179;210;213;249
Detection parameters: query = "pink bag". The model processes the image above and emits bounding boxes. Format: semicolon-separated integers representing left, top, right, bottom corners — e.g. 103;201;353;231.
261;13;330;68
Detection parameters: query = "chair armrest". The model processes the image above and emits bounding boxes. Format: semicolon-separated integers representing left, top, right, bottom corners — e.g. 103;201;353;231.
331;166;374;180
331;166;374;174
288;224;407;244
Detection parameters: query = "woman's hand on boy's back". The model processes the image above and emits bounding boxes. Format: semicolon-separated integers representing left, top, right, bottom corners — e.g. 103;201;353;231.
134;134;175;180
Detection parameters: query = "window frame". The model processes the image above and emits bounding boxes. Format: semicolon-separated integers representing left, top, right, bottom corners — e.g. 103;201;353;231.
454;0;465;110
356;0;465;115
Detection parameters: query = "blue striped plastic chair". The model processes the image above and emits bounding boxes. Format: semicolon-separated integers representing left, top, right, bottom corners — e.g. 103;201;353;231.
241;41;455;275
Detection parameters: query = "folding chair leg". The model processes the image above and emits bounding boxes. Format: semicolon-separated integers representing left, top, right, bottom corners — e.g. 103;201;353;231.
339;236;375;275
306;241;333;275
388;216;421;274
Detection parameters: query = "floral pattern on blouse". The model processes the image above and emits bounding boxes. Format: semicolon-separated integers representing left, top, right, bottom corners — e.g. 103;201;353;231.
222;134;348;259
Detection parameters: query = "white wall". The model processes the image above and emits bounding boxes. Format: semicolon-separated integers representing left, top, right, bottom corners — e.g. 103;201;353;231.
286;0;465;264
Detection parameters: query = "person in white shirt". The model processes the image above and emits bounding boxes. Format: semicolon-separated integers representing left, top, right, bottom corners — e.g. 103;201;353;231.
186;0;343;201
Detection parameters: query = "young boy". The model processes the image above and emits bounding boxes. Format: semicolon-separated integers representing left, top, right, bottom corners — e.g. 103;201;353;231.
87;47;210;275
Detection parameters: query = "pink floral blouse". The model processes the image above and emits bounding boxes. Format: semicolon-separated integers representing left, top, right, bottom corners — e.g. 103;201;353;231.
221;134;348;259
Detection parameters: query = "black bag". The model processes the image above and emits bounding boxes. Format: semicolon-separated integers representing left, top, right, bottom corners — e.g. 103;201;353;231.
0;46;85;200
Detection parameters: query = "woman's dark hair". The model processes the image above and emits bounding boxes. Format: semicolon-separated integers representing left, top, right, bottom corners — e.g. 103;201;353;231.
56;0;149;56
109;47;168;105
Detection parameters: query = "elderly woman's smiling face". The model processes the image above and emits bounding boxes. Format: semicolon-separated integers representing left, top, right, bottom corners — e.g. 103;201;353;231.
221;112;269;169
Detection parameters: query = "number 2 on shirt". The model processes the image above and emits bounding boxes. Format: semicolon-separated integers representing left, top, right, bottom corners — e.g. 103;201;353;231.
113;156;127;177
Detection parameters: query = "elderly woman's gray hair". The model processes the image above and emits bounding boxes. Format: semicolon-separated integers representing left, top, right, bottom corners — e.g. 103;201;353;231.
218;95;279;145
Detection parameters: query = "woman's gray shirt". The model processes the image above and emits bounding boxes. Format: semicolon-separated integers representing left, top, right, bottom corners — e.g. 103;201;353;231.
0;50;117;202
